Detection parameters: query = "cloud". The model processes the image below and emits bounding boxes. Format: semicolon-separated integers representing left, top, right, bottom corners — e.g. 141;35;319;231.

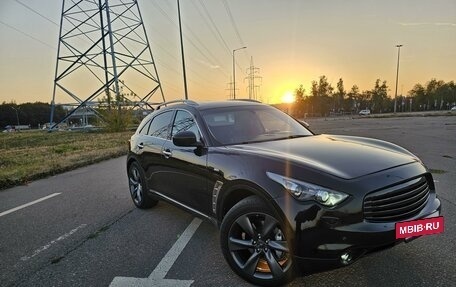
197;59;220;69
398;22;456;27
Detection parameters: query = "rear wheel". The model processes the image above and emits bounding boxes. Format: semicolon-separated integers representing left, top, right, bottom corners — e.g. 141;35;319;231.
220;196;295;286
128;162;157;209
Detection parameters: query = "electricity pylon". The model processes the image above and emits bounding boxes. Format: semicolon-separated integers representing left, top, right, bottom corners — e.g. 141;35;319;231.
245;57;262;101
226;77;234;99
49;0;165;129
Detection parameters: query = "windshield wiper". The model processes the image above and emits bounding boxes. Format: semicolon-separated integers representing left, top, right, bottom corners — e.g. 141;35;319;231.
270;134;311;141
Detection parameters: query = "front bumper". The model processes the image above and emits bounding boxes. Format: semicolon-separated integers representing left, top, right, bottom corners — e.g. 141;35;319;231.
273;188;441;271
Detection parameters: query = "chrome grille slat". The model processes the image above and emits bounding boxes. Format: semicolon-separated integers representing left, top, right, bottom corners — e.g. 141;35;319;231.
363;177;430;222
364;182;427;206
364;187;429;212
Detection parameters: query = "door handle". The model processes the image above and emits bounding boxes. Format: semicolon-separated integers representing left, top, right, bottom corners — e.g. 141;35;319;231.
162;149;172;158
137;143;144;149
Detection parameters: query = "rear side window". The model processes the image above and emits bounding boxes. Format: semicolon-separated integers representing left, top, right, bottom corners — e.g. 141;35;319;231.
138;119;151;135
148;111;174;139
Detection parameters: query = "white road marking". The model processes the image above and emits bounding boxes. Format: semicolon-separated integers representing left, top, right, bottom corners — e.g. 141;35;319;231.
110;217;203;287
20;223;87;261
0;193;61;218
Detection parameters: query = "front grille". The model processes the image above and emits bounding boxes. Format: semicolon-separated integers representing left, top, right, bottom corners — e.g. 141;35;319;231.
364;177;430;222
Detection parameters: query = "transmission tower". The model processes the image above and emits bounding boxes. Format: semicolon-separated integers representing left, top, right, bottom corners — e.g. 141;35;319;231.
49;0;165;129
245;56;262;101
226;76;234;99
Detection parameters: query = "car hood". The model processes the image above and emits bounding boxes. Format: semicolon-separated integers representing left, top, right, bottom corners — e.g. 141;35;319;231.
228;134;418;180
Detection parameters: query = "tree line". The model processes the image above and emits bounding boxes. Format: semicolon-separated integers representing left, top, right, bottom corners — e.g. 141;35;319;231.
292;77;456;117
1;77;455;129
0;102;66;129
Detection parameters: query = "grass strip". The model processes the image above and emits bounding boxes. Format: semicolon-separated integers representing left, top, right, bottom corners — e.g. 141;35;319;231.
0;130;132;190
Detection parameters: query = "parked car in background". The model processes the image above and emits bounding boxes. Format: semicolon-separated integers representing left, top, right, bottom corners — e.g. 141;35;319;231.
3;125;30;132
451;106;456;111
359;109;371;115
126;100;441;286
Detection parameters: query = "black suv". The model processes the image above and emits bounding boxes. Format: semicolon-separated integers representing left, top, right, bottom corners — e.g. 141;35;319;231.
126;100;441;286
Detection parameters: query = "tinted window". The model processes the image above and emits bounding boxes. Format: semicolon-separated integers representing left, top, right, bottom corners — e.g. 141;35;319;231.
202;105;312;145
171;110;201;140
138;118;151;135
149;111;173;139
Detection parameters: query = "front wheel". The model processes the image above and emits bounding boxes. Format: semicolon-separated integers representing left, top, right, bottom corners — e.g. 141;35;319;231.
128;161;157;209
220;196;295;286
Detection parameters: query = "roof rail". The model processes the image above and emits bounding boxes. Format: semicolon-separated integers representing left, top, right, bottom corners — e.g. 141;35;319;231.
156;99;199;110
229;99;261;103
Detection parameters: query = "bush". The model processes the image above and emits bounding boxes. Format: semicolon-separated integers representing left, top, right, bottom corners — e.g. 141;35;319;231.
101;108;134;132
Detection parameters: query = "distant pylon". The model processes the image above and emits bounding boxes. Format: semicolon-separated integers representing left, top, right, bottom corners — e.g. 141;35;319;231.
245;56;262;101
49;0;165;129
226;76;235;99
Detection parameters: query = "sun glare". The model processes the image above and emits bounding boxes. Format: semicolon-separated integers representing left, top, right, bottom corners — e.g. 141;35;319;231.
282;91;295;104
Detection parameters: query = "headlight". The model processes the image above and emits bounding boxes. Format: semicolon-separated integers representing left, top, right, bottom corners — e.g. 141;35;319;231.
266;172;348;207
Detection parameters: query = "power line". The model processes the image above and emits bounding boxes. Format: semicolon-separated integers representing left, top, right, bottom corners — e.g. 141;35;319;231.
0;19;56;50
149;1;229;77
14;0;60;27
220;0;250;73
198;0;232;56
221;0;246;47
12;0;104;51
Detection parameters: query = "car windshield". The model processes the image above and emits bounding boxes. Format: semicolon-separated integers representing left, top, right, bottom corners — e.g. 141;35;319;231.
202;105;312;145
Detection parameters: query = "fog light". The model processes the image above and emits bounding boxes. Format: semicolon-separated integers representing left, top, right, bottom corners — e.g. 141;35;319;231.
340;252;352;265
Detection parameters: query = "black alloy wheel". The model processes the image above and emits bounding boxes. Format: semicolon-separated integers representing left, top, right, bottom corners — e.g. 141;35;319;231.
220;196;294;286
128;162;157;209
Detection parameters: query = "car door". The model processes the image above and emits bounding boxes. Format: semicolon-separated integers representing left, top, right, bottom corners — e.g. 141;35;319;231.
140;110;175;194
159;109;211;215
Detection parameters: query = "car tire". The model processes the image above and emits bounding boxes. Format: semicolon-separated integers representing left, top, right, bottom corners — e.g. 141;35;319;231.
220;195;295;286
128;161;158;209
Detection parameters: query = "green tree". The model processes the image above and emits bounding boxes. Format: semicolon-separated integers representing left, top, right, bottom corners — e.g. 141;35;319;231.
408;83;426;110
346;85;360;112
0;102;66;128
295;84;306;102
97;86;134;132
408;79;455;111
310;81;318;97
317;75;334;98
293;84;306;117
334;78;345;112
370;79;389;113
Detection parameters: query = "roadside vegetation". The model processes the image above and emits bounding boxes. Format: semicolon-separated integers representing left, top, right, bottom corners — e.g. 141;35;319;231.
0;130;132;190
290;77;455;118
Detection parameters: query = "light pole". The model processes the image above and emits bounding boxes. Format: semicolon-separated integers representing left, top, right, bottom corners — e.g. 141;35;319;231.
394;44;403;113
177;0;188;100
232;46;247;99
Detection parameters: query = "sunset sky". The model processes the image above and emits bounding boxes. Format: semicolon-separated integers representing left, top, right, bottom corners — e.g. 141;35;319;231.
0;0;455;105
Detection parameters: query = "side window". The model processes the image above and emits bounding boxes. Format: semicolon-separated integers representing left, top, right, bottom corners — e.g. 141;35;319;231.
138;118;151;135
148;111;174;139
171;110;201;140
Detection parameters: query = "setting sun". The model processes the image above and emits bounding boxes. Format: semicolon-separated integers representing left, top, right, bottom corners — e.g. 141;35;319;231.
282;91;295;104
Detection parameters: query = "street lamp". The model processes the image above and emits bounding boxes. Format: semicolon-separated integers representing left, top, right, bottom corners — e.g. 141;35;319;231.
232;46;247;99
394;44;403;113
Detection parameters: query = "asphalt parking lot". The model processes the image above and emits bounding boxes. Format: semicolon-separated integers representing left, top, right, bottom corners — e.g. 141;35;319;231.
0;115;455;287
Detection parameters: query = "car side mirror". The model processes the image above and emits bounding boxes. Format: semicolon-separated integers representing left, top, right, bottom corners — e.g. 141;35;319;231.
173;131;202;147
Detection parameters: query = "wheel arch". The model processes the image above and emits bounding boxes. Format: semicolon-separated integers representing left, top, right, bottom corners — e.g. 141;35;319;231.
126;154;139;171
216;181;288;229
